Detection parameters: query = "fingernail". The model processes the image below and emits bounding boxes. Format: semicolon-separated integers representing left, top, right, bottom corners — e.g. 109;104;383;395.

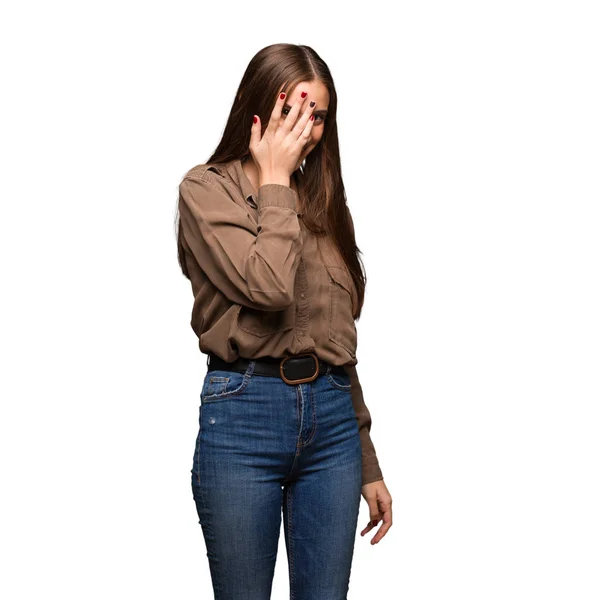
310;115;314;121
280;93;286;100
253;115;258;124
301;91;307;98
309;100;315;107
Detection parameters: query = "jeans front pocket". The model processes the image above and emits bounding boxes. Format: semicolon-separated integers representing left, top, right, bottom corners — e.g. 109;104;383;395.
325;368;353;391
201;362;255;403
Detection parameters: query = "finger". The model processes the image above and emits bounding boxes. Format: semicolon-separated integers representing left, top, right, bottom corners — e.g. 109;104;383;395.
370;509;392;545
280;89;308;134
296;113;315;153
291;99;316;142
249;115;261;150
360;521;376;537
360;518;379;536
266;89;288;135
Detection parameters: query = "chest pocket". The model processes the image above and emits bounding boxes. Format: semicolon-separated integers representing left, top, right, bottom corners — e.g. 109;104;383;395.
237;304;295;337
236;253;304;338
325;265;358;357
318;234;358;358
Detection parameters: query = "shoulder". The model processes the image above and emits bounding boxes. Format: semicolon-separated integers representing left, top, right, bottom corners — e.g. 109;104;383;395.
181;162;228;184
179;161;243;210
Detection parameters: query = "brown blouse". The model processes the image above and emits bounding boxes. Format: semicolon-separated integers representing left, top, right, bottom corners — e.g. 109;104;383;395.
178;157;383;485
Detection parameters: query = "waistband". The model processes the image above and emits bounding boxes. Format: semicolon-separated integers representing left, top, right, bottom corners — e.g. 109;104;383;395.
207;351;348;386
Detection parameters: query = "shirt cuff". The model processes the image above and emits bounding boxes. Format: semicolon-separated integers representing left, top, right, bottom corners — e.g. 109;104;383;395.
256;184;298;211
362;458;384;487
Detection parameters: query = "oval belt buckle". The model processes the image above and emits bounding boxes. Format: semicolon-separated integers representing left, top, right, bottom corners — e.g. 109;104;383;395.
280;352;320;385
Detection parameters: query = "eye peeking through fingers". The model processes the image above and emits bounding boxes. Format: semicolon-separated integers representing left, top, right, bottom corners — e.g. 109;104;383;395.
281;105;296;118
281;106;324;122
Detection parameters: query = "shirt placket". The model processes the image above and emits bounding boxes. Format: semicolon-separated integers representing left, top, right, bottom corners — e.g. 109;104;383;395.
295;255;311;337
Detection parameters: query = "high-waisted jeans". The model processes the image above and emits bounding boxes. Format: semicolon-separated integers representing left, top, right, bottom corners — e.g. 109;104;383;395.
190;360;363;600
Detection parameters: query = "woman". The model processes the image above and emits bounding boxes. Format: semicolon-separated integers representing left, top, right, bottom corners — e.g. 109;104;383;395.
176;43;393;599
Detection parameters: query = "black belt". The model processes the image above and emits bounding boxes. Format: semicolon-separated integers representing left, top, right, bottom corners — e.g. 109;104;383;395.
207;351;347;385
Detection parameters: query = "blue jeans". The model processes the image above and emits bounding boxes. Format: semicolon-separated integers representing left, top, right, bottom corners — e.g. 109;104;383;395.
191;360;363;600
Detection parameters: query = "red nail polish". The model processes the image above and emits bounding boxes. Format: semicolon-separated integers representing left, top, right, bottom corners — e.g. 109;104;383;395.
280;93;286;100
253;115;258;124
310;115;314;121
301;91;307;98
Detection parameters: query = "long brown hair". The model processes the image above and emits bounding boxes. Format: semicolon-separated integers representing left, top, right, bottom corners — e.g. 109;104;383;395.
175;43;366;319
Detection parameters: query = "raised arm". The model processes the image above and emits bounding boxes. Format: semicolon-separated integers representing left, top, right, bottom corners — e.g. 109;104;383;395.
178;173;303;310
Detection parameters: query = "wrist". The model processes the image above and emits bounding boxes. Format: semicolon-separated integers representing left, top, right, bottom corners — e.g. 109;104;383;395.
259;172;290;188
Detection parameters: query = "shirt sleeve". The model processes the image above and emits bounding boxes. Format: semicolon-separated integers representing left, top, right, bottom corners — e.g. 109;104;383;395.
178;174;303;310
344;363;384;486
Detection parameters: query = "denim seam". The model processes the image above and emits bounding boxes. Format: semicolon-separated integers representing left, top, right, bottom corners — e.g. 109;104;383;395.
287;483;296;600
294;384;304;452
202;362;256;402
195;406;202;488
325;372;352;391
297;383;317;447
207;376;229;396
282;387;302;480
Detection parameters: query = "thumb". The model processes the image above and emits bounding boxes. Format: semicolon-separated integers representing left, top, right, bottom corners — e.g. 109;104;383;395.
250;115;261;150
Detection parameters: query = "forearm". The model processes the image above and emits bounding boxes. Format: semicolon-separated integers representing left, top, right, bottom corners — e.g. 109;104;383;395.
345;363;384;486
179;176;302;310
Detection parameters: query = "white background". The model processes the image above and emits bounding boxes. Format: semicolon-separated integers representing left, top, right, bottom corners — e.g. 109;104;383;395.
1;1;599;598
